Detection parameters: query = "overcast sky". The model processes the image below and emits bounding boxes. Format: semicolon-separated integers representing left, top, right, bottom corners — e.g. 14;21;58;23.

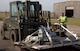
0;0;64;12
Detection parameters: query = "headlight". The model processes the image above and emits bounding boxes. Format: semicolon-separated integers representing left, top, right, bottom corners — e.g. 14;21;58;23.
18;20;20;23
9;25;11;27
15;18;17;20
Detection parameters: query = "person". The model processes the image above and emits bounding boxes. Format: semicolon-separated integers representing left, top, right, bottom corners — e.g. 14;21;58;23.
59;13;67;28
58;13;68;37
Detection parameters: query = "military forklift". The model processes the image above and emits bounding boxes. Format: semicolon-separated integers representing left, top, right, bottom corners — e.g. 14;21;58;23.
1;0;48;42
1;0;80;50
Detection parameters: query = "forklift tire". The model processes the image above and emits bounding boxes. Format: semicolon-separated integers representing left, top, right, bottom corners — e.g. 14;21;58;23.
1;28;5;39
10;30;19;42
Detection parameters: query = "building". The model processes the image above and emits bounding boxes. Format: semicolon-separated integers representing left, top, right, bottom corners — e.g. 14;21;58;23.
54;0;80;18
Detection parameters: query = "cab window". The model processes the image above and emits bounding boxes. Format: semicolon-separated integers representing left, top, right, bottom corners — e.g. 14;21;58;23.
18;3;24;14
11;3;18;16
30;5;35;16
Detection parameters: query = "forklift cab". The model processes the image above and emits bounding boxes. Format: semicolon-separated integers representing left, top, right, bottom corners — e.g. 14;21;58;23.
10;1;42;21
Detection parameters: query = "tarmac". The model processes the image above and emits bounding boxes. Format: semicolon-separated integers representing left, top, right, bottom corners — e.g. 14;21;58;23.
0;21;80;51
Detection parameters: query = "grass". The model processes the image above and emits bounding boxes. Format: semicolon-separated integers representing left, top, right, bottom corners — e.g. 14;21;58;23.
51;18;80;26
0;13;80;26
0;13;9;20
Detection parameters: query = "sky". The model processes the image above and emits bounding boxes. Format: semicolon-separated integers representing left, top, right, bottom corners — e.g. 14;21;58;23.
0;0;64;12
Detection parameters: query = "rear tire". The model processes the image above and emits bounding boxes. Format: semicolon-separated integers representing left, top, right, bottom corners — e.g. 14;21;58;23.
1;28;5;39
10;30;19;42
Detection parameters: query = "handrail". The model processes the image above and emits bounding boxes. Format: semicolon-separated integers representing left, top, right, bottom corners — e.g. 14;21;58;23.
43;27;53;46
60;25;79;40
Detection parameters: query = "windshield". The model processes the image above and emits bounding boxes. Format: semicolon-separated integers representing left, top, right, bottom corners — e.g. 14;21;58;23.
30;5;35;16
18;3;24;14
30;5;35;11
18;3;24;11
11;2;24;17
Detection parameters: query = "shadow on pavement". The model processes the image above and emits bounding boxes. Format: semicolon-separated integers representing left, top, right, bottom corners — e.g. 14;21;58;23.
0;49;6;51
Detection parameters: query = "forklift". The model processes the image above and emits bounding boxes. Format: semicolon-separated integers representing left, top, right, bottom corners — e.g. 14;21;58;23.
1;0;48;42
1;0;80;50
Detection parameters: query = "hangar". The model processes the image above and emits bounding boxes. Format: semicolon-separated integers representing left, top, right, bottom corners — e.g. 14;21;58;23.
54;0;80;18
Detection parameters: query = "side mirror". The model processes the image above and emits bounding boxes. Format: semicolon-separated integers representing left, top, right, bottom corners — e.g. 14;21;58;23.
39;11;42;16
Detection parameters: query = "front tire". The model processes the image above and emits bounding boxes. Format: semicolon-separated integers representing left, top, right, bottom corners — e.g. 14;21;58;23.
10;30;19;42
